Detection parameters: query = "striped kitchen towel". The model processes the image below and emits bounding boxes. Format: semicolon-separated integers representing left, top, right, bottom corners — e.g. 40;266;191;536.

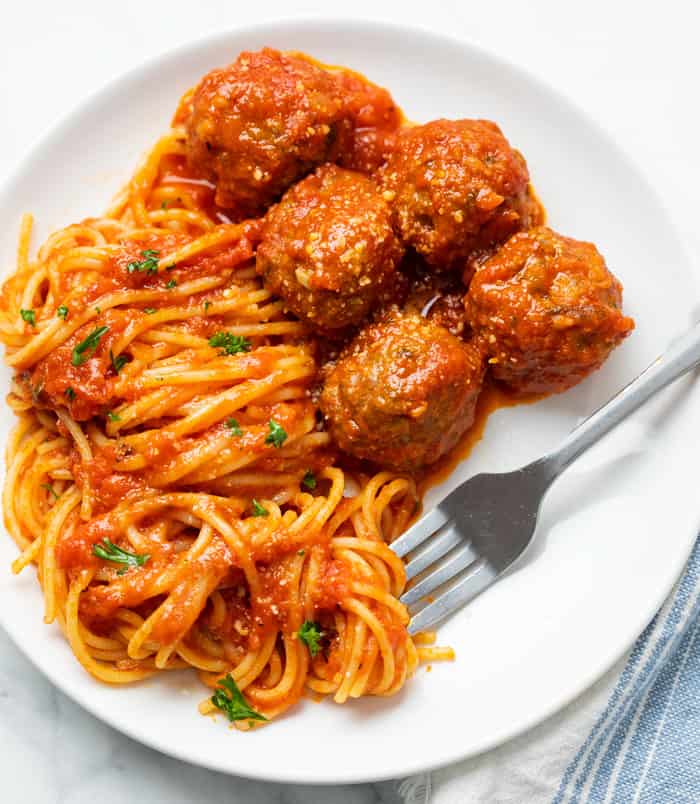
399;537;700;804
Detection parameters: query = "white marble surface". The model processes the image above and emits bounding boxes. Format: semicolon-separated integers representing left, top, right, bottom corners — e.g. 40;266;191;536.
1;1;699;801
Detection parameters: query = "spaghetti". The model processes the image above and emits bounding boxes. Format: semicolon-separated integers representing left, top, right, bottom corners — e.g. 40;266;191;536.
1;124;451;727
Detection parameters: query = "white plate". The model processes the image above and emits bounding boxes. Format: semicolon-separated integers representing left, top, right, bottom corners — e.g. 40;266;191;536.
1;18;699;786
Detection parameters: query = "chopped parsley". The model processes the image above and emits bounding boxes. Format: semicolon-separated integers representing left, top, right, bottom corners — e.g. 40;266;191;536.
210;674;267;723
265;419;287;448
166;279;177;289
57;305;69;320
20;309;36;327
225;417;242;436
251;499;268;517
40;483;59;500
302;470;316;490
204;300;212;312
298;621;323;657
92;537;150;575
143;307;157;315
106;411;121;422
71;326;109;366
127;249;160;275
110;349;128;374
208;332;251;356
94;306;101;315
65;387;76;401
161;200;168;209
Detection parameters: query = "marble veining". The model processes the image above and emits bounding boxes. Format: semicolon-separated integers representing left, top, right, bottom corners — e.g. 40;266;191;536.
0;630;401;804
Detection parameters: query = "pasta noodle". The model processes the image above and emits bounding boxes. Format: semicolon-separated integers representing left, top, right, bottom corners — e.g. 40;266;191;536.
0;125;452;727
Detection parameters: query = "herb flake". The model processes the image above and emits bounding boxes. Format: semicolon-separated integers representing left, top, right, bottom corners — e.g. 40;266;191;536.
251;499;268;517
265;419;287;449
40;483;59;500
127;249;160;275
71;326;109;367
110;349;128;374
208;332;251;356
225;417;242;436
298;621;323;657
20;309;36;327
92;538;150;574
210;674;267;723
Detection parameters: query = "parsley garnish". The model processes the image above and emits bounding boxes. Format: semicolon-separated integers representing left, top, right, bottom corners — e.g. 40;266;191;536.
208;332;251;356
166;279;177;289
210;674;267;723
20;309;36;327
251;499;268;517
71;326;109;366
95;306;101;315
110;349;128;374
92;537;150;575
298;621;323;657
225;417;242;436
265;419;287;448
40;483;59;500
65;387;76;401
143;307;157;315
161;200;168;209
204;300;212;312
57;305;69;320
302;470;316;490
106;411;121;422
127;249;160;275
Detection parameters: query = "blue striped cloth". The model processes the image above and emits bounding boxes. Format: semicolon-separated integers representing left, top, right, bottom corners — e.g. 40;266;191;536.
400;537;700;804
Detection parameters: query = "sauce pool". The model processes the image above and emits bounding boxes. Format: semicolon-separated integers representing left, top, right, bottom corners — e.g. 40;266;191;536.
418;380;545;498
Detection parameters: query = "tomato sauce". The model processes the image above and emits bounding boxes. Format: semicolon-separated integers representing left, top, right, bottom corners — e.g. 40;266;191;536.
73;446;147;513
331;66;403;173
33;310;130;419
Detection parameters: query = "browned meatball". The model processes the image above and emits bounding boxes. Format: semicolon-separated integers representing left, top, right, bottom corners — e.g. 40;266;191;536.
186;48;352;218
380;119;536;270
320;311;485;470
465;226;635;395
256;164;404;332
332;67;402;174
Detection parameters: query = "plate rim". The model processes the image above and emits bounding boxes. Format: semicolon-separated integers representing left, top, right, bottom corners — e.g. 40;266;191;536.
0;16;697;785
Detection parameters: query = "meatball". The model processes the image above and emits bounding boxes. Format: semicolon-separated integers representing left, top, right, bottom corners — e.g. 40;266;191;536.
256;164;404;332
333;68;402;173
380;119;535;270
320;311;485;470
186;48;351;217
465;226;635;395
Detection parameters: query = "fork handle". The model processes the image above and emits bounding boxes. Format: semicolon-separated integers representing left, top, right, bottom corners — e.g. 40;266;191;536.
543;320;700;478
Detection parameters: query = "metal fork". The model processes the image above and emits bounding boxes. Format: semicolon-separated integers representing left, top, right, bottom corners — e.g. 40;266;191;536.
392;322;700;634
